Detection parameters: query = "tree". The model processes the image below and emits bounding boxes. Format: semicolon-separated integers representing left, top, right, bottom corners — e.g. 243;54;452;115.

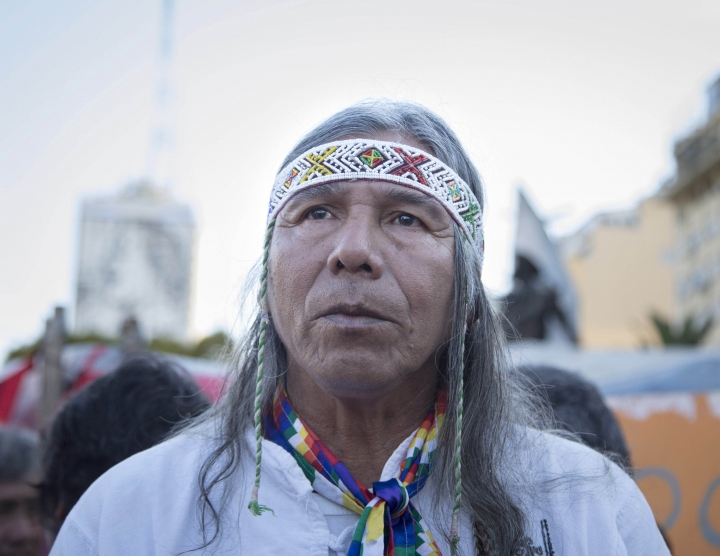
650;312;713;346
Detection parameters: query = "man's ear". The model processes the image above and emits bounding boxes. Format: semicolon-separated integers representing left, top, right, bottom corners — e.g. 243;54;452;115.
55;501;68;523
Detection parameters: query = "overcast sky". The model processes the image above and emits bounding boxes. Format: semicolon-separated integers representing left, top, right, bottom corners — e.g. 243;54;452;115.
1;0;719;356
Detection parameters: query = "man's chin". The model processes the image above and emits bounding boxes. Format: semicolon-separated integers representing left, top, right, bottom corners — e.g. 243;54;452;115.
0;544;44;556
311;366;410;401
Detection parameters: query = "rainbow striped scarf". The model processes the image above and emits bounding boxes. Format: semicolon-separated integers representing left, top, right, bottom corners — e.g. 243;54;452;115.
263;386;446;556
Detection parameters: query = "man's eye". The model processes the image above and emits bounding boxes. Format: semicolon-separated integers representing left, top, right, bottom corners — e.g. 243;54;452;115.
307;208;330;220
26;497;40;515
0;501;17;515
397;214;417;226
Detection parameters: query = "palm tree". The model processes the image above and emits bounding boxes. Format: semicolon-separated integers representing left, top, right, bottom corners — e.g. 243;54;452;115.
650;312;713;346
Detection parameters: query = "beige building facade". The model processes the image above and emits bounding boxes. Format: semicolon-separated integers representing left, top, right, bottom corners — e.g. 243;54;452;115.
662;76;720;345
562;199;676;348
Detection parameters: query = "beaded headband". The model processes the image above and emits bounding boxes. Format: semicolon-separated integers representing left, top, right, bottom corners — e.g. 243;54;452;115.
269;139;484;256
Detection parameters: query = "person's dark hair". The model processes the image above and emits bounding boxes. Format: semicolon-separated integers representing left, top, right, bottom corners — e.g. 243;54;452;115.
0;427;39;482
39;355;210;537
521;365;631;468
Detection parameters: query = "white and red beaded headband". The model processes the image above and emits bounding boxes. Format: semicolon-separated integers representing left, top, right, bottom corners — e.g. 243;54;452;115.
269;139;484;257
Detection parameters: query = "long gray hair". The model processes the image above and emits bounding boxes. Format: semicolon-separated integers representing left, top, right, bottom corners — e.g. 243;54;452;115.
192;99;551;554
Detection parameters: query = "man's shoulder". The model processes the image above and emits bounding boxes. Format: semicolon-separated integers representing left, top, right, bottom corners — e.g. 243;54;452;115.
52;426;232;555
521;428;624;475
512;429;669;555
513;429;637;509
67;430;209;514
95;428;211;490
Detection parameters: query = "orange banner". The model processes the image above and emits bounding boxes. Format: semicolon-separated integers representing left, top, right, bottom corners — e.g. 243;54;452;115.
609;392;720;556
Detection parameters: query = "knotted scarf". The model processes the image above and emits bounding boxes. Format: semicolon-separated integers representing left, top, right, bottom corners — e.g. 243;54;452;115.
263;386;446;556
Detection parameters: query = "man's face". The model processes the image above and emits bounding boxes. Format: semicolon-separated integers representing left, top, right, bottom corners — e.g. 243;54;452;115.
268;146;456;400
0;481;44;556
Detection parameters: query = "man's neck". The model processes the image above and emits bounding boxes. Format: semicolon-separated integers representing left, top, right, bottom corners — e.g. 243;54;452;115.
285;365;438;487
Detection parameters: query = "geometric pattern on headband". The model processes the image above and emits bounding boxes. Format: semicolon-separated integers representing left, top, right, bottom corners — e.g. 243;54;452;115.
268;139;484;255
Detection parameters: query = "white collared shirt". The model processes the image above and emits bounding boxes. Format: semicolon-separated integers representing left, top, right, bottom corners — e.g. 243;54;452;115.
50;425;669;556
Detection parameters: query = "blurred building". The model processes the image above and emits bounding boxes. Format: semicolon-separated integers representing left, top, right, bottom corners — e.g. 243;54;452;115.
562;198;676;348
662;75;720;345
74;181;194;341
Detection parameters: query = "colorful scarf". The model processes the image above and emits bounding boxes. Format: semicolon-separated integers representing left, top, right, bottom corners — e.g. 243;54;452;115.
263;386;446;556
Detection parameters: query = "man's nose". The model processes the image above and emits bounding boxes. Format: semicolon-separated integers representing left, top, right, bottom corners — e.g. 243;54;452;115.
327;211;385;279
2;512;41;543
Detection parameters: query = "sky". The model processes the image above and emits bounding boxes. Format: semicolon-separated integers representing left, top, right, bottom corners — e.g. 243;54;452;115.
1;0;719;356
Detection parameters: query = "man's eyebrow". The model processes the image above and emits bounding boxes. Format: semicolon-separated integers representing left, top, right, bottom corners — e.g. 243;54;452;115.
284;182;350;207
283;181;447;221
380;187;446;221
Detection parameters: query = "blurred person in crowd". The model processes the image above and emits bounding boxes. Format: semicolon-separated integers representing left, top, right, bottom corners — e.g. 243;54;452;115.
38;355;210;542
50;100;669;555
520;365;631;467
0;427;44;556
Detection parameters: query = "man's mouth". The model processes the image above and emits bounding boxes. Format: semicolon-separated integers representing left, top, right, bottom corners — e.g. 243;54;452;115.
318;304;393;327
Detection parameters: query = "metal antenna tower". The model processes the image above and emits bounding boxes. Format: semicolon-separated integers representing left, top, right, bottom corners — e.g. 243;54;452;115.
146;0;177;188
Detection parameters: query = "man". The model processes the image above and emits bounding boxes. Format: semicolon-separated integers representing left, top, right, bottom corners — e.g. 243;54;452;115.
51;100;669;555
0;428;45;556
39;355;210;542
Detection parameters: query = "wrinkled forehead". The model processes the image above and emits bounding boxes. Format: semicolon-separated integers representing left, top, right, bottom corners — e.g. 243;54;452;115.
267;139;484;250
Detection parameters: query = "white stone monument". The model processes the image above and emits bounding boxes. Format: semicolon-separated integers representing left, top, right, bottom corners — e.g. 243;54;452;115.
74;181;194;341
